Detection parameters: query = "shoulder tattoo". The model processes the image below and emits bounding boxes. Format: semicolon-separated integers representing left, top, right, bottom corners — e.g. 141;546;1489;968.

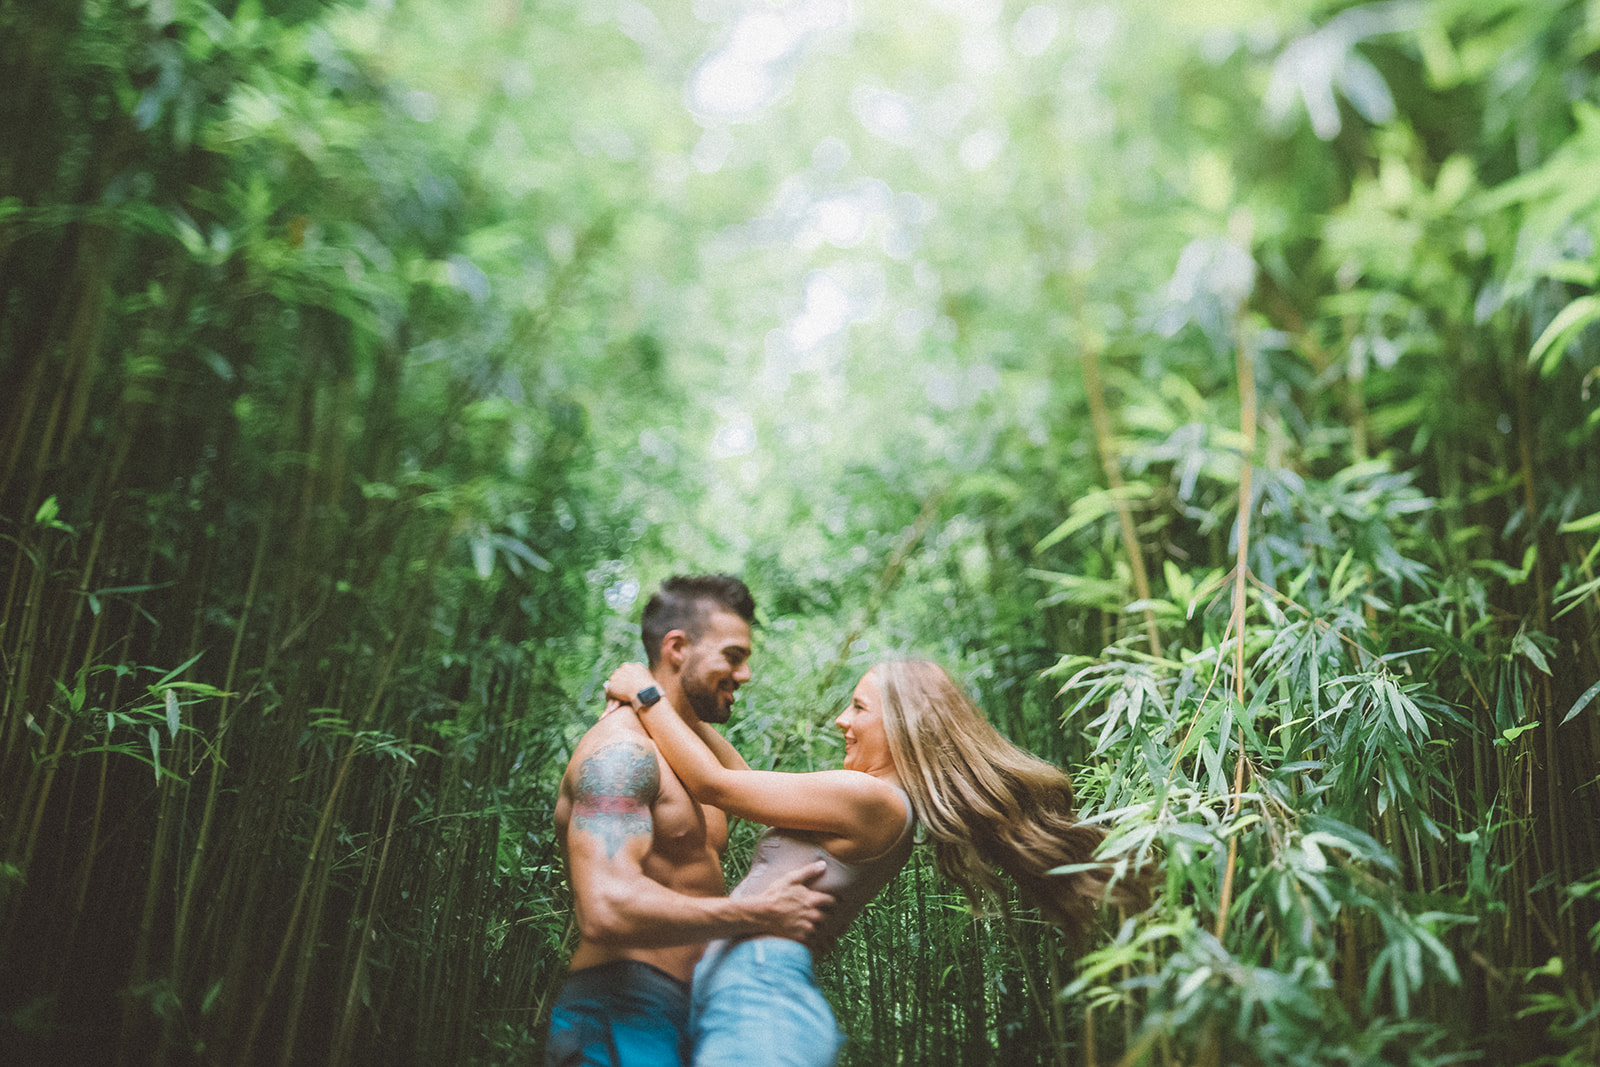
571;739;660;859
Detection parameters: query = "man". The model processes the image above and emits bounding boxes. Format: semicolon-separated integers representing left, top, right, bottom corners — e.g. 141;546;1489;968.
547;575;832;1066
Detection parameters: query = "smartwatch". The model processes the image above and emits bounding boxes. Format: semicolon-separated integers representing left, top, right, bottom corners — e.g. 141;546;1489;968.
635;685;662;708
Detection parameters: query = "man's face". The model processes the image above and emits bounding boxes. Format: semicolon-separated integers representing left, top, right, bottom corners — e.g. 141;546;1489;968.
677;608;753;724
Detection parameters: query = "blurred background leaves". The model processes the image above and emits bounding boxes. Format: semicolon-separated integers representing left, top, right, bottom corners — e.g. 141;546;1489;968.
1;0;1598;1063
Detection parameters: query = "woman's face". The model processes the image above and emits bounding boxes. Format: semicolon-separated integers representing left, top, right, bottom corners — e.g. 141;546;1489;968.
836;669;893;775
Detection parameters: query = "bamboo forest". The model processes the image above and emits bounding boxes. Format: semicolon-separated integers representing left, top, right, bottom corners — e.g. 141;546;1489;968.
4;0;1600;1063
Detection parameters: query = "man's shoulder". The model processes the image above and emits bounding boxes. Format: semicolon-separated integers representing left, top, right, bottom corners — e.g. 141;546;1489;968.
566;709;660;775
562;711;668;812
575;706;655;750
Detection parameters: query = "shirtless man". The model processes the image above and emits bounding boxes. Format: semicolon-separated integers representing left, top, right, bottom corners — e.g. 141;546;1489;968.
547;575;832;1066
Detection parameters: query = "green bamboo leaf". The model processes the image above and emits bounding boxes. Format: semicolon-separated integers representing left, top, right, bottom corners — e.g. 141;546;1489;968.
1541;260;1599;286
90;582;175;597
1034;511;1096;555
1028;568;1127;612
148;726;160;783
153;650;206;686
1047;862;1115;876
1528;294;1600;377
162;681;229;696
1034;485;1153;554
470;533;494;579
1397;682;1429;735
1223;812;1262;837
1496;722;1539;747
1553;573;1600;619
1403;936;1424;996
1328;548;1357;601
1559;510;1600;533
1561;678;1600;726
1512;627;1553;676
165;688;180;739
202;979;223;1015
496;534;552;572
1525;956;1564;981
1175;966;1212;1002
1122;597;1184;618
1200;737;1224;795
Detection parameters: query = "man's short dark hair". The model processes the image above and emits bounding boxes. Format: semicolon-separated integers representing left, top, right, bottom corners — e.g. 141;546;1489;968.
640;574;756;667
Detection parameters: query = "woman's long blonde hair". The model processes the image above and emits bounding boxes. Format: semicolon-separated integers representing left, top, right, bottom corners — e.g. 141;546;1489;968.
874;659;1149;938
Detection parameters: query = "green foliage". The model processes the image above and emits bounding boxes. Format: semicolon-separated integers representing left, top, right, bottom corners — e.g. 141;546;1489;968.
3;0;1600;1064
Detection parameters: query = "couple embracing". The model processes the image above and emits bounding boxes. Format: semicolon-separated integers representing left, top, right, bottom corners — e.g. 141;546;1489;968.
547;575;1145;1067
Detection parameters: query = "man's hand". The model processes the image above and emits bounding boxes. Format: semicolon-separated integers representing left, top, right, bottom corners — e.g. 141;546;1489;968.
742;859;834;942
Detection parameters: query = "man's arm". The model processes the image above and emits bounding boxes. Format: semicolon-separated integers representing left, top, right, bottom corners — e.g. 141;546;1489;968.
565;736;828;949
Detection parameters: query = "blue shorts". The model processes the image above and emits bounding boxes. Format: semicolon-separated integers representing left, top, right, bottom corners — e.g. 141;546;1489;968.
546;959;692;1066
691;937;845;1067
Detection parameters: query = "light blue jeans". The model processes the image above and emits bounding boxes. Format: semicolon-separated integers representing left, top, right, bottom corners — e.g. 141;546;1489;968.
691;937;846;1067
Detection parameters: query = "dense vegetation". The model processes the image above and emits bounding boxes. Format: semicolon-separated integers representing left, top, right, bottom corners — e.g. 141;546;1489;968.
2;0;1597;1063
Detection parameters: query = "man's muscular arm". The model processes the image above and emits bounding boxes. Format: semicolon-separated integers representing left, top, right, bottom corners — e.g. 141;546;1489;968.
566;737;828;948
570;737;658;859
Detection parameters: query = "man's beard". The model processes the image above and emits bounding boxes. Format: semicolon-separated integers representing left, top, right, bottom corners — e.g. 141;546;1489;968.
682;673;730;724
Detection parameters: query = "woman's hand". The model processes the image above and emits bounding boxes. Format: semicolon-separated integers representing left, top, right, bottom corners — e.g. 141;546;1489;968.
604;662;660;707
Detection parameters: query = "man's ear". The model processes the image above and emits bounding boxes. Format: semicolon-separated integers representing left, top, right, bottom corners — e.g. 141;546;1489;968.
660;629;690;670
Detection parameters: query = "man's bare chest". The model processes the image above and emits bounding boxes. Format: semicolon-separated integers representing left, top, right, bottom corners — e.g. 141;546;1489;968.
649;765;728;861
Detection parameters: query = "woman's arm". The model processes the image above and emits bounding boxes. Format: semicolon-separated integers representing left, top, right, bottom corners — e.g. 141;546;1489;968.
692;718;750;771
605;664;903;853
605;696;742;768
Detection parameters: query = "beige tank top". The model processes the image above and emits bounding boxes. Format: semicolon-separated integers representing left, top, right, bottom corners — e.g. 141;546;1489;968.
727;785;915;959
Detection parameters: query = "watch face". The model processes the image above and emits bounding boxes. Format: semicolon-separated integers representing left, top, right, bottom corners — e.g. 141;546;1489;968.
637;685;661;707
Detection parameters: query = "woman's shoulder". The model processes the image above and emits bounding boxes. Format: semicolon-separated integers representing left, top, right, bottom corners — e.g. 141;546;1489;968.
818;770;911;831
807;767;903;799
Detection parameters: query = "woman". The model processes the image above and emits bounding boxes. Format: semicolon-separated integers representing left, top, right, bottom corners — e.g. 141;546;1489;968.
605;659;1144;1067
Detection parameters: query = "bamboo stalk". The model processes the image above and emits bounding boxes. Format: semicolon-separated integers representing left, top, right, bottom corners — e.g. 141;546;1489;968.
22;510;110;876
240;607;416;1062
20;685;79;871
329;757;412;1067
278;828;338;1067
170;515;270;980
47;605;107;979
325;783;383;1055
214;754;289;1061
1215;318;1257;944
815;482;946;698
3;555;48;861
0;536;31;777
1047;934;1069;1067
1511;351;1577;961
0;336;50;502
1077;326;1162;658
16;231;111;521
54;226;114;468
117;765;176;1065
